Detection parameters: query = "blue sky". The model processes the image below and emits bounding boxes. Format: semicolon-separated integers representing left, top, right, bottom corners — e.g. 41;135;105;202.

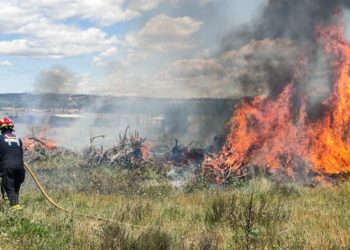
0;0;265;96
0;0;348;98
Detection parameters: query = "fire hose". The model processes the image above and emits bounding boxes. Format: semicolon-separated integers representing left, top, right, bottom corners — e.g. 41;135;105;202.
23;162;141;228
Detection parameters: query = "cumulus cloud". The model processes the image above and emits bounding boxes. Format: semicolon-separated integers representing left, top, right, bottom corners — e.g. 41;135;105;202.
129;0;165;13
94;38;299;98
0;1;206;59
0;3;38;33
0;1;118;58
168;58;224;78
2;0;286;99
125;14;202;55
0;26;117;58
20;0;166;26
92;47;118;66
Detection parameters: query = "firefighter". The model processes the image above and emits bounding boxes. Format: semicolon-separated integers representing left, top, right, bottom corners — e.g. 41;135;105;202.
0;117;25;210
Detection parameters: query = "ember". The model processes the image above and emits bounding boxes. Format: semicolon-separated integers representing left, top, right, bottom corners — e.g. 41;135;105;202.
203;15;350;183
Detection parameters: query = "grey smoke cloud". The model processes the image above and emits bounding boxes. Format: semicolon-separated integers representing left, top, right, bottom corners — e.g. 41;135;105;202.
222;0;350;51
168;58;224;78
34;65;77;94
216;0;350;120
24;0;350;149
222;38;300;98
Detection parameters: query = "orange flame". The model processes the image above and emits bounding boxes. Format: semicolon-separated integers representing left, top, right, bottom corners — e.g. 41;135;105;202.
203;17;350;182
23;126;57;151
141;142;155;160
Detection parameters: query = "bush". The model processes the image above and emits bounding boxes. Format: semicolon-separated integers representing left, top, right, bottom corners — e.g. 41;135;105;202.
204;190;291;249
230;192;291;249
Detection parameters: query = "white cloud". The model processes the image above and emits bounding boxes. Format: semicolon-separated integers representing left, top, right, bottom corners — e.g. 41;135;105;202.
65;39;298;98
87;38;299;98
128;0;165;13
0;2;203;60
100;47;118;57
147;38;300;98
20;0;165;26
0;0;239;98
0;33;117;59
0;3;39;34
92;56;104;66
126;14;202;53
20;0;210;26
0;2;118;58
168;58;223;78
92;47;118;66
0;60;13;66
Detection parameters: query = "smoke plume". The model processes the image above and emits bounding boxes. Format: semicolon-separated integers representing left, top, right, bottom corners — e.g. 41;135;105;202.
222;0;350;51
34;65;77;95
221;0;350;118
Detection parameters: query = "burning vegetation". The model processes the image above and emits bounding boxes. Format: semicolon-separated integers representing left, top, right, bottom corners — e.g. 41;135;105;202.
83;127;153;168
203;13;350;183
21;15;350;184
5;1;350;249
22;127;57;151
20;14;350;185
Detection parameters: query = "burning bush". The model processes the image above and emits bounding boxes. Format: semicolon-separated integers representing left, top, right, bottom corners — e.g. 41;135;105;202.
203;15;350;183
83;128;153;169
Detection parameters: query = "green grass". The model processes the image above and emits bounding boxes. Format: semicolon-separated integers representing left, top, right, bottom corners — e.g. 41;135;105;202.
1;152;350;249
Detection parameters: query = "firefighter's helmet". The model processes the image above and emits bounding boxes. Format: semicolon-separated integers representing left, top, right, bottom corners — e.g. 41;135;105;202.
0;117;14;129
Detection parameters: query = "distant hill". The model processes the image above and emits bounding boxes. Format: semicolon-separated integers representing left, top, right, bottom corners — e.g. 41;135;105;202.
0;93;239;116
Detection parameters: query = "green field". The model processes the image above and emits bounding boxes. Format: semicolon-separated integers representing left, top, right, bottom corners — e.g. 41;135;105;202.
1;150;350;249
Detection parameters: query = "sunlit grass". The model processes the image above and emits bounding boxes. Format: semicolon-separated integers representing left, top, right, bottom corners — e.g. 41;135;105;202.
1;152;350;249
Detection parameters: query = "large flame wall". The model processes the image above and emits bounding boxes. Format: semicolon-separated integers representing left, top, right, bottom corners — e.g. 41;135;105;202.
203;19;350;182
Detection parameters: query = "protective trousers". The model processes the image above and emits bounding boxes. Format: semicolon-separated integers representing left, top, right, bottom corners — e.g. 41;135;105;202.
0;172;5;200
1;168;25;206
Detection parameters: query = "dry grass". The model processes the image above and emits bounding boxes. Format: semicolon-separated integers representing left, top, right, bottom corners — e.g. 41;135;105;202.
1;151;350;249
